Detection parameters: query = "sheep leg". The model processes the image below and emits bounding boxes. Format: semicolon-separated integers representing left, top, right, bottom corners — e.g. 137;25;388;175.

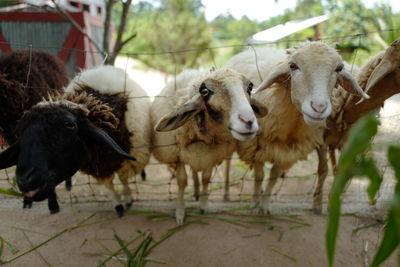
140;170;146;181
192;170;200;201
23;197;33;209
199;167;213;214
259;164;283;214
65;177;72;191
223;159;231;201
176;163;187;225
312;145;328;214
117;170;133;209
329;148;337;175
48;191;60;214
102;178;124;217
252;162;265;207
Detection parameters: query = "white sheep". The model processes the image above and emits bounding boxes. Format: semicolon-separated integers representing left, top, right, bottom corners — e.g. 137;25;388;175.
151;68;267;224
65;66;151;215
225;41;369;214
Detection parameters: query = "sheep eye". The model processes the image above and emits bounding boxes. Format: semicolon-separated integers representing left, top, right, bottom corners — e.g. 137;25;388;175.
64;121;76;129
335;64;344;72
199;83;209;96
289;62;299;71
247;82;253;94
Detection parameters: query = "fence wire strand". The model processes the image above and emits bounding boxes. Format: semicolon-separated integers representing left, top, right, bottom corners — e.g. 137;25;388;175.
0;29;398;212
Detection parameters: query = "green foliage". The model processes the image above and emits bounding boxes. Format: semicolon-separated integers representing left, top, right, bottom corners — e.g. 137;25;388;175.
370;146;400;267
0;0;19;8
121;0;212;74
326;114;400;267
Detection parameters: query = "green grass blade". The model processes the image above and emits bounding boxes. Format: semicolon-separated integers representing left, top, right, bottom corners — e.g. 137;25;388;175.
270;246;297;262
3;239;19;254
0;187;23;197
370;212;400;267
113;232;133;259
0;237;4;261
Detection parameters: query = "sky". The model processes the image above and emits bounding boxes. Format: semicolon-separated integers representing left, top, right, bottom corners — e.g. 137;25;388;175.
201;0;400;21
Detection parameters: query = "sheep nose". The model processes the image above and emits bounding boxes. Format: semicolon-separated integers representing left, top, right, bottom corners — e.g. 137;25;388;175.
310;101;327;113
238;114;254;130
17;167;36;189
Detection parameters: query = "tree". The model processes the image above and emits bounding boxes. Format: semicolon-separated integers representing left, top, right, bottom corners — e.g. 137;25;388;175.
51;0;137;65
122;0;213;74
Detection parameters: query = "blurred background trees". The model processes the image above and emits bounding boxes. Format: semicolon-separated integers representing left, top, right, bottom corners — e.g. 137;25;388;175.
111;0;399;72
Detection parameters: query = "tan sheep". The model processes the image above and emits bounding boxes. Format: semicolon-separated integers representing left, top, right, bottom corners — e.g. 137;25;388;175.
225;41;369;214
312;39;400;212
151;68;267;224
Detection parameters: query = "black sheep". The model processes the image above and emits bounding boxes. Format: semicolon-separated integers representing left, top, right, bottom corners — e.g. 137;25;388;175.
0;50;72;208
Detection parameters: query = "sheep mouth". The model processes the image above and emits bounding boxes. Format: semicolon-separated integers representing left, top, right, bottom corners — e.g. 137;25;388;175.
24;188;40;198
230;128;257;140
303;113;327;125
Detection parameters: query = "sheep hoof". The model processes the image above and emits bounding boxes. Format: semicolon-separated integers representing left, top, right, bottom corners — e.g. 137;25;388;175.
65;178;72;191
48;199;60;214
311;207;322;215
23;198;33;209
194;195;199;201
175;209;185;225
50;207;60;214
140;170;146;181
199;208;205;215
115;204;124;217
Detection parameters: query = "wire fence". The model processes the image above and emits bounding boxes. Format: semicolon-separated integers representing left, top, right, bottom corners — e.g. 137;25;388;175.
0;29;399;214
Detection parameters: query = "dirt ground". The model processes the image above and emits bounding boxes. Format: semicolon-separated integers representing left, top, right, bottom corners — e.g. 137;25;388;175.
0;68;399;266
0;201;398;267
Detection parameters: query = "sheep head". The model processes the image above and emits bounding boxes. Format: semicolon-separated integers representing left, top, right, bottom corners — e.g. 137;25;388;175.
341;39;400;125
155;68;268;141
0;100;135;202
365;39;400;93
254;41;369;127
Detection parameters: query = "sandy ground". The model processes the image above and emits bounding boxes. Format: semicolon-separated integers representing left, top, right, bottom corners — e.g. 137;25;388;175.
0;62;399;266
0;202;398;267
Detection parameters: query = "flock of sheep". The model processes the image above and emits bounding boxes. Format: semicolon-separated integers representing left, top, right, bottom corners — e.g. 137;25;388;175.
0;39;399;225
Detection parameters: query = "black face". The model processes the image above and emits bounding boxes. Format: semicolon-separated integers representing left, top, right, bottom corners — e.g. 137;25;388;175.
15;106;86;201
0;102;135;202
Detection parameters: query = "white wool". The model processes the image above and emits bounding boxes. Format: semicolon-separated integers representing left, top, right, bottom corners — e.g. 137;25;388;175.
66;65;151;177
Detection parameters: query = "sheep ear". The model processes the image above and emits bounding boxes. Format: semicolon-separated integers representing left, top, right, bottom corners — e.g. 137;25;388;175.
253;62;290;93
80;122;136;161
366;40;400;91
0;141;20;169
250;98;268;118
338;70;370;99
155;95;202;132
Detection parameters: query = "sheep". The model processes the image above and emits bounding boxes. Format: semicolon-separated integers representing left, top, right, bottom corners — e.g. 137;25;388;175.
151;68;268;224
224;41;369;214
0;50;71;207
0;65;151;216
0;50;69;144
311;38;400;212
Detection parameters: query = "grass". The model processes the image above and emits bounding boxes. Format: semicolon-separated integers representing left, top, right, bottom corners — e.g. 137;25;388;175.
98;220;203;267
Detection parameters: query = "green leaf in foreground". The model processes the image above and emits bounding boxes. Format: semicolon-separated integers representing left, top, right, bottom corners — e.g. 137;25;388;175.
370;145;400;267
370;211;399;267
326;114;378;267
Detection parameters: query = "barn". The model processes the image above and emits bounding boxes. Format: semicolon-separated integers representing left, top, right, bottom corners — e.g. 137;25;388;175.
0;0;110;76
